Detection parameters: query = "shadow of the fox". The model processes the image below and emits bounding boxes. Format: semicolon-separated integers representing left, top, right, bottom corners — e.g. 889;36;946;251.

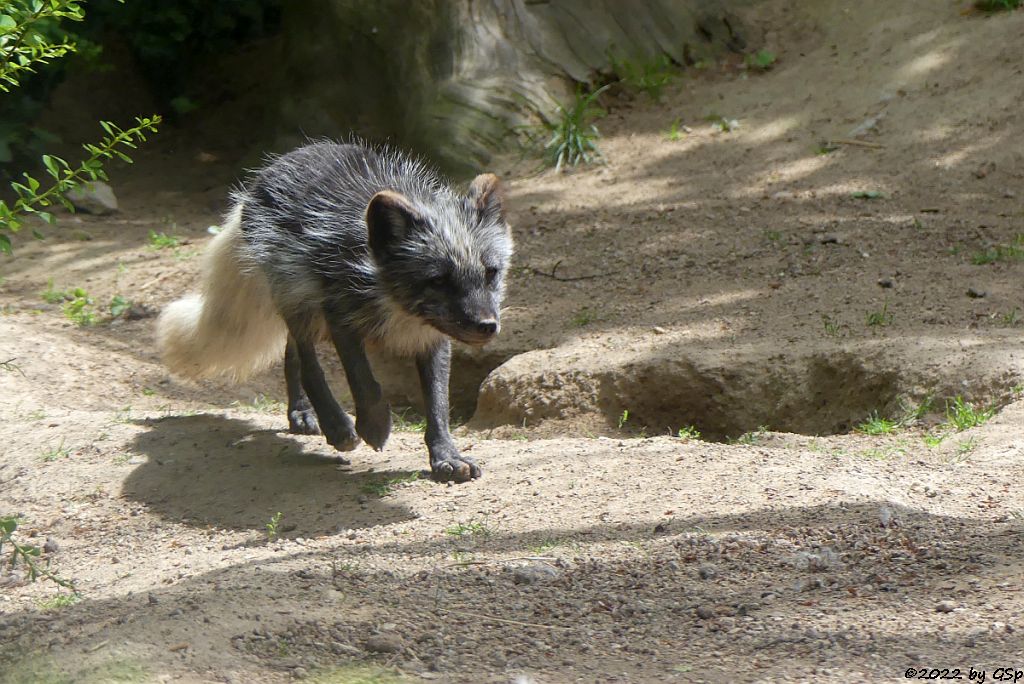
123;415;419;535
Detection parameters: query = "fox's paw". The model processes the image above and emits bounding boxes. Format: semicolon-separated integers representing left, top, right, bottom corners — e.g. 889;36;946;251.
430;447;481;484
320;414;360;452
355;399;392;452
288;408;321;436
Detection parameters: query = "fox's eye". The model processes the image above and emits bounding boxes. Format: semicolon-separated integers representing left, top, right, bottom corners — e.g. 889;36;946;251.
428;275;448;288
484;267;499;284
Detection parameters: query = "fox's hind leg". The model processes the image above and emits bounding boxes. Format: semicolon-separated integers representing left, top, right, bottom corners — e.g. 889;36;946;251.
283;318;360;453
284;337;320;435
416;340;481;483
325;315;392;452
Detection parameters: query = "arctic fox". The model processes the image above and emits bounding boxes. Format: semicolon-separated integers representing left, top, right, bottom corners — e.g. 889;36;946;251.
156;141;512;482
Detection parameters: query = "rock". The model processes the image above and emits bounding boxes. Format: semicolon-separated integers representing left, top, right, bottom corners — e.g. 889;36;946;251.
65;181;118;215
364;634;405;654
148;593;159;605
512;563;560;585
877;277;894;289
819;234;841;245
936;600;956;613
695;605;715;620
966;287;986;299
697;563;717;580
42;538;59;554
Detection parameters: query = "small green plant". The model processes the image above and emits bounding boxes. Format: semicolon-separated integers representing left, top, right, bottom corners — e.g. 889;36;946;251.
735;425;769;445
537;84;609;172
617;409;629;430
855;412;898;436
572;306;598;327
923;432;945;448
610;53;676;101
0;516;77;593
1000;308;1020;326
944;396;994;432
971;236;1024;265
62;287;96;326
361;472;420;498
745;49;777;71
40;279;64;304
677;425;701;441
666;118;688;141
265;511;283;542
974;0;1021;11
859;445;906;460
821;313;842;337
954;437;978;459
445;520;492;538
815;141;840;155
41;438;70;461
707;114;739;132
866;300;893;327
108;295;131;319
248;393;284;413
393;409;427;433
763;229;782;243
148;229;181;250
39;592;79;611
898;394;934;426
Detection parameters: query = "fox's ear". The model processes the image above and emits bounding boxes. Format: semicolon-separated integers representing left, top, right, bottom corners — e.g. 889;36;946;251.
366;191;422;261
467;173;505;223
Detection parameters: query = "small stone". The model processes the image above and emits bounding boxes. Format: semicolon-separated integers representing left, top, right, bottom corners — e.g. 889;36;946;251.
292;667;308;679
652;326;667;335
148;593;159;605
42;538;59;554
512;563;560;585
819;234;841;245
365;634;405;654
695;606;715;620
877;277;894;289
936;600;956;613
66;181;118;215
966;287;986;299
697;563;717;580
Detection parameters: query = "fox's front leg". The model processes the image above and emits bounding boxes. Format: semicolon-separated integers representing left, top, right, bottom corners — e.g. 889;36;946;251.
327;316;392;451
417;340;481;483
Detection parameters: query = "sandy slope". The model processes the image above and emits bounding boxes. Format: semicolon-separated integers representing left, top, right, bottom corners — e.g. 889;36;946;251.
2;1;1024;682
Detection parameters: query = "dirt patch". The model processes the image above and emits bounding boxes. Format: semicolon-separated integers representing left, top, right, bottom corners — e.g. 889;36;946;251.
3;1;1024;682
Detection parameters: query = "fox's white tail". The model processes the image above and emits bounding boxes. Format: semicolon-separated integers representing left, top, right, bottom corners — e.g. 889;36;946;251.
156;204;288;381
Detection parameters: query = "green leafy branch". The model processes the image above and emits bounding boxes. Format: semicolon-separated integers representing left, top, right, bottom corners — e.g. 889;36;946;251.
0;114;162;254
0;0;86;92
0;515;77;593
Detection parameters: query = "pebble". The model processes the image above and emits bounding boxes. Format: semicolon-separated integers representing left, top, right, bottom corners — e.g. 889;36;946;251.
364;634;405;654
696;606;715;620
66;181;118;215
512;563;560;585
966;287;986;299
698;563;717;580
936;600;956;613
877;277;894;289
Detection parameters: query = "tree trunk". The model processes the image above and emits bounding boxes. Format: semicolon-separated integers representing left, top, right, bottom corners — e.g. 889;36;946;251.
278;0;749;175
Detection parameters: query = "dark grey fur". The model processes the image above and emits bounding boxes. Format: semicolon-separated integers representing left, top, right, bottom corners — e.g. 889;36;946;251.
235;141;512;482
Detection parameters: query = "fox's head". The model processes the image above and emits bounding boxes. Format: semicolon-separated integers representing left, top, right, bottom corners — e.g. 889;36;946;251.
365;173;513;346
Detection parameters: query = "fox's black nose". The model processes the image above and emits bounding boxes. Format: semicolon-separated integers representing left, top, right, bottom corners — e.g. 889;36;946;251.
474;319;499;336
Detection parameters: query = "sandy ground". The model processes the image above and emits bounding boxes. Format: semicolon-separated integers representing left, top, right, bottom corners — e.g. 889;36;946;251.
2;1;1024;682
